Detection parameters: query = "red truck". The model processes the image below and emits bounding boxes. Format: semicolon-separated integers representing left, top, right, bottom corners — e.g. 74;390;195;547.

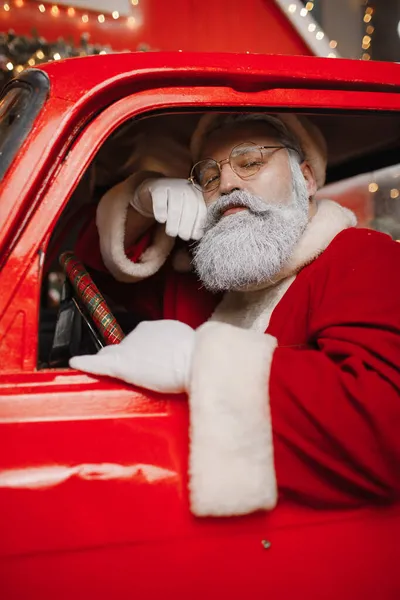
0;52;399;599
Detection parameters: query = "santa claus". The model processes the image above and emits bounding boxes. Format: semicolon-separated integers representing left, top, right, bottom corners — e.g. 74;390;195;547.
72;112;400;519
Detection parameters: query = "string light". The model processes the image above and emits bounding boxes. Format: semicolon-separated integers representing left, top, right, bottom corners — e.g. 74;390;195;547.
1;2;142;35
362;34;371;50
6;61;13;70
329;40;338;48
362;2;375;58
369;182;379;193
390;189;400;199
53;53;61;60
36;49;45;59
1;1;145;40
276;0;339;58
28;57;35;66
15;65;24;73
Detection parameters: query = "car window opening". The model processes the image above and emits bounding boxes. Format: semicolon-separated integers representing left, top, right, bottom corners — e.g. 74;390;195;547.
38;110;400;370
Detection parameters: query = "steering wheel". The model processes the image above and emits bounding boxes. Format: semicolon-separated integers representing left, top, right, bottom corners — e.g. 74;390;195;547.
59;251;125;347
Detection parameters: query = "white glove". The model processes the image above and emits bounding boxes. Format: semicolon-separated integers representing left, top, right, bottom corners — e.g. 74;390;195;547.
130;178;206;241
69;320;195;394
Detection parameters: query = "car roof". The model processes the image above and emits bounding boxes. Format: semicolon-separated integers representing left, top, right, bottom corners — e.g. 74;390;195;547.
36;51;400;185
38;52;400;102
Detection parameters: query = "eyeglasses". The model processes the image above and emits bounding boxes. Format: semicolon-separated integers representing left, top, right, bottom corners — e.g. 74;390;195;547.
189;142;298;193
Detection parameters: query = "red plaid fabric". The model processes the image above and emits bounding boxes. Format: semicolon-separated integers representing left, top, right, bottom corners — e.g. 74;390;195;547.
60;251;125;345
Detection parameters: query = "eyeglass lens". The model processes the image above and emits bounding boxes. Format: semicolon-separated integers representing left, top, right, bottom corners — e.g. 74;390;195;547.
192;143;268;192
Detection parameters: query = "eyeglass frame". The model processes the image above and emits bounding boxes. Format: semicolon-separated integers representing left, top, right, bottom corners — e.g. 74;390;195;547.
188;142;301;193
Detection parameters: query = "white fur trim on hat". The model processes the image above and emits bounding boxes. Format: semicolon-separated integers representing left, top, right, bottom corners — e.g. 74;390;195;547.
188;321;278;517
190;112;328;189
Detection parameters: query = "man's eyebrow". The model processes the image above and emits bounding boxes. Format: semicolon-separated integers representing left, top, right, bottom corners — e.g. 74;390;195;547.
231;143;275;155
198;158;218;166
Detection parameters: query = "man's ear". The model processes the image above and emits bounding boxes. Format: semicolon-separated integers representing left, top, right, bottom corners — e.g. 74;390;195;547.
300;162;318;198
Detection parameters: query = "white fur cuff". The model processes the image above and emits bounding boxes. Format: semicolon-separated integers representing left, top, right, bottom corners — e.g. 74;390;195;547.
96;179;175;283
188;322;278;517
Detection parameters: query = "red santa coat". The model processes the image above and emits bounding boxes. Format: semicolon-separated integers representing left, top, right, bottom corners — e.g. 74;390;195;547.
76;198;400;598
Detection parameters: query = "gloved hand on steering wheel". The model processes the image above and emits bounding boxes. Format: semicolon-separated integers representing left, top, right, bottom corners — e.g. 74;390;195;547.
130;178;207;241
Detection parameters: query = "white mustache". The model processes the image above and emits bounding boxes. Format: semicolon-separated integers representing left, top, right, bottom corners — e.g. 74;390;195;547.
205;190;271;227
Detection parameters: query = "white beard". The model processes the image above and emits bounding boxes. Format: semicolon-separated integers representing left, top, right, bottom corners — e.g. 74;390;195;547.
192;162;310;292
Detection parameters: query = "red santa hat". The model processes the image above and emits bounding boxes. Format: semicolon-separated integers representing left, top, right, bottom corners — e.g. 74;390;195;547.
190;112;328;189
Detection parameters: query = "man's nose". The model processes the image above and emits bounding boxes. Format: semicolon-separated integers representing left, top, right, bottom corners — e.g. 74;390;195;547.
219;162;243;196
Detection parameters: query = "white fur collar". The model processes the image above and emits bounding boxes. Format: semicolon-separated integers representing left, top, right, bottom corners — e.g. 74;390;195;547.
277;198;356;282
210;275;296;332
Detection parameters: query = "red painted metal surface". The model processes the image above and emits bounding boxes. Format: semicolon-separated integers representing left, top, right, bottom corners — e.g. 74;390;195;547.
0;53;400;598
1;376;399;598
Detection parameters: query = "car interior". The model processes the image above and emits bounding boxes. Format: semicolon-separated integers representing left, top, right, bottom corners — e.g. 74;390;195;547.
38;109;400;369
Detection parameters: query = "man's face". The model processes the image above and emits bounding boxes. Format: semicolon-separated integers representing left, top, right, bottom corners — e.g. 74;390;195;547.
199;121;302;207
192;121;316;292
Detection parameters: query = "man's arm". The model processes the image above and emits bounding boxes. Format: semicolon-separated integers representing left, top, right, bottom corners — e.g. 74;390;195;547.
269;228;400;507
75;171;206;317
101;170;160;250
75;170;162;273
